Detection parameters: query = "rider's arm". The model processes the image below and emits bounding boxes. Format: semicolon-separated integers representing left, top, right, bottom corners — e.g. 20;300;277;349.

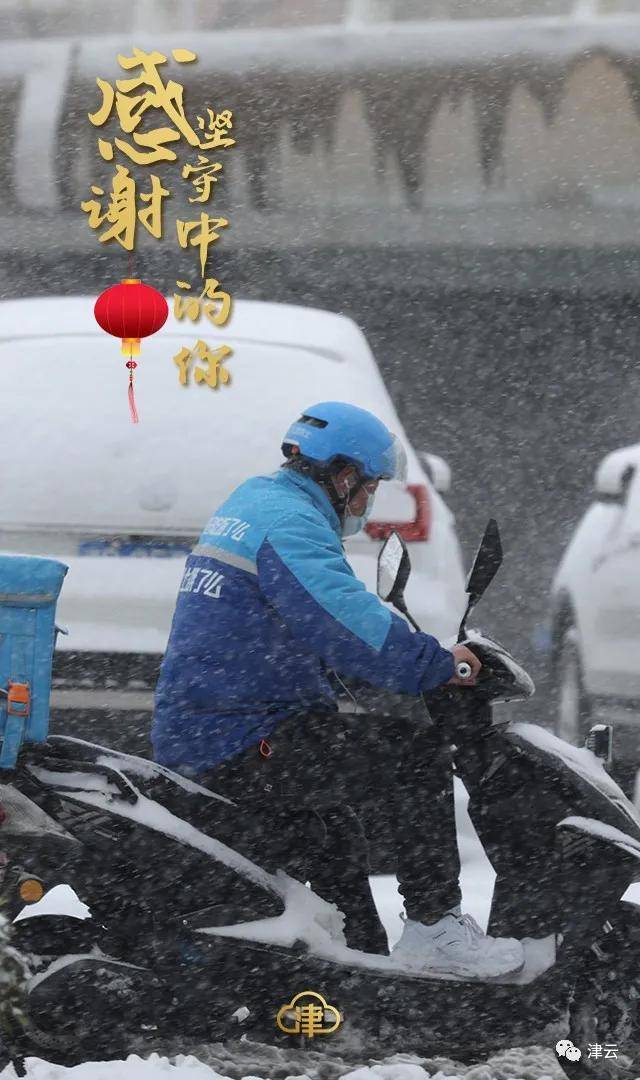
256;511;455;694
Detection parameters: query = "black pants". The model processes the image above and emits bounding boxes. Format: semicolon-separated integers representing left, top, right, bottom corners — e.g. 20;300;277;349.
200;709;462;955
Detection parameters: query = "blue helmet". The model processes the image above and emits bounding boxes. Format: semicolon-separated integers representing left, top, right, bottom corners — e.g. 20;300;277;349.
281;402;407;482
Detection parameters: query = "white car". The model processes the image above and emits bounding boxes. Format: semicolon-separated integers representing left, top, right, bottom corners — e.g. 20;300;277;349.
0;295;466;731
550;442;640;777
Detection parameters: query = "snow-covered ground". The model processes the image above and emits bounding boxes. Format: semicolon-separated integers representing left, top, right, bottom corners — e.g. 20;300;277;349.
0;1044;568;1080
2;783;576;1080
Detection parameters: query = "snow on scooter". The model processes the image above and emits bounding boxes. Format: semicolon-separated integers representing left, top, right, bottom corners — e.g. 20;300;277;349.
2;522;640;1078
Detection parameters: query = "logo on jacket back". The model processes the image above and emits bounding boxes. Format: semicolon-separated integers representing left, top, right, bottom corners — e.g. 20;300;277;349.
179;566;224;598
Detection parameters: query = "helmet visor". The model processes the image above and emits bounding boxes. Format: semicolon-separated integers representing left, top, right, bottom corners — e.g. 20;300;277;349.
378;434;408;483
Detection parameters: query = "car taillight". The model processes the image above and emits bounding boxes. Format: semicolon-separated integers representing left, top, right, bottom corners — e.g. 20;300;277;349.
365;483;431;543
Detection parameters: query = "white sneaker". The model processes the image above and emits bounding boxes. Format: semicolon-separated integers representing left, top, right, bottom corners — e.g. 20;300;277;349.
390;909;524;980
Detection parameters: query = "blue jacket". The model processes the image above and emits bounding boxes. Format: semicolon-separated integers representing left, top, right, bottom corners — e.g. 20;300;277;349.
151;468;455;773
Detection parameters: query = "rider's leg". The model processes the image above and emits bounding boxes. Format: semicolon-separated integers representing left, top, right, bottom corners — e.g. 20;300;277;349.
257;710;463;923
193;713;461;931
202;710;523;975
203;736;389;953
305;803;390;955
389;719;463;922
199;757;316;884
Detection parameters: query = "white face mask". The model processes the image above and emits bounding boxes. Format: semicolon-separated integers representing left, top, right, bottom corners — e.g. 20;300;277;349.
341;490;377;537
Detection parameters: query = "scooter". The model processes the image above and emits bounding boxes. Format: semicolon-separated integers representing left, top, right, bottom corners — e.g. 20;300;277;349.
2;523;640;1079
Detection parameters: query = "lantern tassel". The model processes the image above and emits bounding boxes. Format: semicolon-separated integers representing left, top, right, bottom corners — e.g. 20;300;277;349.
128;376;139;424
127;349;139;424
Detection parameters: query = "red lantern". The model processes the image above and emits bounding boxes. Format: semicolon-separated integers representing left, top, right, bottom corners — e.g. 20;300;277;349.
94;278;169;423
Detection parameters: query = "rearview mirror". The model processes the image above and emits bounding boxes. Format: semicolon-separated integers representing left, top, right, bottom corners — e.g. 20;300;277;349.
594;447;636;504
457;519;503;642
466;518;503;603
418;451;451;495
377;530;410;605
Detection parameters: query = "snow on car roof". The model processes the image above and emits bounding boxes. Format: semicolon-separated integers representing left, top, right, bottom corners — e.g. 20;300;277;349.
0;298;416;532
0;296;371;370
